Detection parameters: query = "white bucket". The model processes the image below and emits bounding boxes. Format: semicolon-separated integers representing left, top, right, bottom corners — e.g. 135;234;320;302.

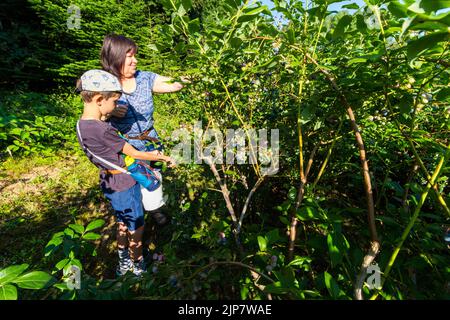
141;171;165;211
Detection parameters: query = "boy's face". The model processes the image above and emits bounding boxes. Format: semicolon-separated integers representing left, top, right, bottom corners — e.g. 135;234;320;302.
98;94;121;116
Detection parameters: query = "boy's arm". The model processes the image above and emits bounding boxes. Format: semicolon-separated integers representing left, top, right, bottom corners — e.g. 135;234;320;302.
122;142;176;167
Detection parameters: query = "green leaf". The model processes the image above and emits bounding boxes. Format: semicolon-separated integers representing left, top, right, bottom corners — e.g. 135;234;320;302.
230;36;243;48
296;206;320;221
13;271;55;289
333;15;353;39
288;187;297;201
64;227;75;237
407;32;449;63
257;236;267;252
54;283;69;291
300;104;315;124
388;1;410;19
266;229;281;244
279;216;290;225
342;3;359;9
44;237;63;257
356;14;367;33
181;0;192;12
237;6;271;23
188;18;200;34
56;259;70;271
327;233;341;267
287;257;312;268
85;219;105;233
82;232;102;240
348;57;367;65
408;0;450;15
225;0;242;9
436;87;450;102
315;0;343;4
323;272;343;299
286;27;295;44
9;128;22;135
410;21;449;31
264;281;289;294
0;284;18;300
327;228;350;267
69;224;84;234
0;264;29;286
272;267;296;288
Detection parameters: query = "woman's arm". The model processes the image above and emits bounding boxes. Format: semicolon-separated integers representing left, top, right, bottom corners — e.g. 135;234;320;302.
122;142;176;167
152;75;189;93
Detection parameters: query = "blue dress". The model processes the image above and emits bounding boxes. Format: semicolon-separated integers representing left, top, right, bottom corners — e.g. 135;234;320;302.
109;70;161;152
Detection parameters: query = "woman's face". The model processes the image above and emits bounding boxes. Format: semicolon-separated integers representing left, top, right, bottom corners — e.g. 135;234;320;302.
121;50;138;79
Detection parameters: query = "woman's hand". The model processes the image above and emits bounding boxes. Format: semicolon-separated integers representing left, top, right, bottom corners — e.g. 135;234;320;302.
180;76;192;84
153;75;187;93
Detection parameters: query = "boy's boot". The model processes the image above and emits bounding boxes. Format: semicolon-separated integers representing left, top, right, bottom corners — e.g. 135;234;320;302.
132;258;147;277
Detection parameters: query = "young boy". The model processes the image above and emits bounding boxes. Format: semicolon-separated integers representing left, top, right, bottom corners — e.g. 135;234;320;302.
75;69;175;277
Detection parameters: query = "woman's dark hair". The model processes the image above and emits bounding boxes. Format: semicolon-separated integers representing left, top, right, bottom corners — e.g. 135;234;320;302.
100;34;138;79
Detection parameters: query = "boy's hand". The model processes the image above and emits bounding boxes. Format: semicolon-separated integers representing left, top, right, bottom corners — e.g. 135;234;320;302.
110;105;128;118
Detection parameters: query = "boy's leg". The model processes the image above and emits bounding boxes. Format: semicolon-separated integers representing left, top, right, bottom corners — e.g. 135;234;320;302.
117;222;128;249
128;225;144;262
126;183;146;276
129;225;146;276
104;183;144;276
116;222;132;276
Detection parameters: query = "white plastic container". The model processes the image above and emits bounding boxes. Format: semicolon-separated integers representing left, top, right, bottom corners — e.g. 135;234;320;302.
141;171;165;211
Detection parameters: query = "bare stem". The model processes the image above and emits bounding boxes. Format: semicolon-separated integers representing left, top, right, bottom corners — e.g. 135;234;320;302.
237;176;266;234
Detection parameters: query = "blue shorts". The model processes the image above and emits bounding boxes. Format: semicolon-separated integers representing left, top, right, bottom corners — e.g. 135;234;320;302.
104;183;144;231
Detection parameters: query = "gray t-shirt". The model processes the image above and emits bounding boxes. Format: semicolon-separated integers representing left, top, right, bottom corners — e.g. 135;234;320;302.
76;119;136;193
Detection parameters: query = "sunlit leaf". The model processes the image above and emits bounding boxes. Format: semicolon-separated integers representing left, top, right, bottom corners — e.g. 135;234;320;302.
85;219;105;233
257;236;267;252
13;272;55;289
0;264;29;286
0;284;17;300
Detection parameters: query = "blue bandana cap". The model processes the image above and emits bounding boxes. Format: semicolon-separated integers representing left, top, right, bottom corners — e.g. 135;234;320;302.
80;69;123;92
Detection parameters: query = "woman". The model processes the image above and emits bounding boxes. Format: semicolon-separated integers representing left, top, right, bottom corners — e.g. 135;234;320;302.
100;34;186;225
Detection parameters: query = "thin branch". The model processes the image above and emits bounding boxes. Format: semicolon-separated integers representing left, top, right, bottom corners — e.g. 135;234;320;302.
288;144;319;262
237;176;266;234
304;51;379;243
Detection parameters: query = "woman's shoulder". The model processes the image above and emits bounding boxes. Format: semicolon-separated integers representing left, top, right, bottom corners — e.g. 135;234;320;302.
136;70;159;90
136;70;159;80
